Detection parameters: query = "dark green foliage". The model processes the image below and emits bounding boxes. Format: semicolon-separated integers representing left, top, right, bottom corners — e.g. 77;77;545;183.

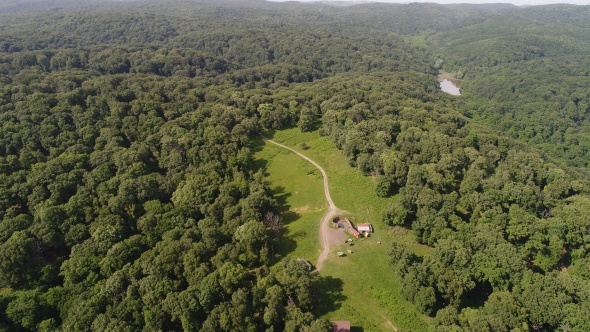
429;8;590;174
1;1;590;331
0;4;338;329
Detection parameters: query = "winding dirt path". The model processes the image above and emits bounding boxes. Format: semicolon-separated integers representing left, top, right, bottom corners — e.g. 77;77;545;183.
266;139;344;271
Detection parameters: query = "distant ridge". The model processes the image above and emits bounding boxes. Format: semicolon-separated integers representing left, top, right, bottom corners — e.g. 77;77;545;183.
302;0;377;6
443;3;518;9
269;1;521;9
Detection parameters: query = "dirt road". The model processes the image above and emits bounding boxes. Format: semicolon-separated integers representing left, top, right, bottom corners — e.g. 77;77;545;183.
266;139;344;271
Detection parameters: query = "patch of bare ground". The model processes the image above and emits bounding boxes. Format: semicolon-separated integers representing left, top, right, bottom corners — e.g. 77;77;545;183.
293;205;310;212
384;320;399;331
437;71;461;85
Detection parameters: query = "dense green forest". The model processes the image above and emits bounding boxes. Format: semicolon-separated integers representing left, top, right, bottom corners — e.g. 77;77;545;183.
1;0;590;331
426;5;590;173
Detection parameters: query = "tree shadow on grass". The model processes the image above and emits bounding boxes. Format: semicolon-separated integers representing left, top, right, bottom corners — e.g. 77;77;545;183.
351;327;364;332
273;185;291;212
272;237;298;263
249;135;270;173
272;211;301;262
281;210;299;226
313;276;347;317
262;129;277;140
250;134;269;153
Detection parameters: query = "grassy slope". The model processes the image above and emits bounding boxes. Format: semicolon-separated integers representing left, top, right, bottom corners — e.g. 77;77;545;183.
252;135;326;263
253;127;431;332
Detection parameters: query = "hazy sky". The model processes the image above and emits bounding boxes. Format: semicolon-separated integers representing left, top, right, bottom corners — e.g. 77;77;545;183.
269;0;589;5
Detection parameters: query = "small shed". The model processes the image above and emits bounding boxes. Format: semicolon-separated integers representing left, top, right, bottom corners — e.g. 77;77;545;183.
332;216;347;228
357;223;373;233
347;227;361;238
332;321;351;332
296;258;313;271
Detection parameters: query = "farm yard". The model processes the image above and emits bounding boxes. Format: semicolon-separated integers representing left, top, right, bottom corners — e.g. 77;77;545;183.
253;128;431;331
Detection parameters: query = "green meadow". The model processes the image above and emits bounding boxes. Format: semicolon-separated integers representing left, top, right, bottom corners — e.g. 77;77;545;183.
253;128;431;332
252;135;326;263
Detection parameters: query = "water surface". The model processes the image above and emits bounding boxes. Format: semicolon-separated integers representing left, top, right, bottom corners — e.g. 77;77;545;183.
440;79;461;96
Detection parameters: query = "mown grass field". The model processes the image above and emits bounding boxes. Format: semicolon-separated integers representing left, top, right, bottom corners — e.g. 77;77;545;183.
252;136;326;263
253;127;431;332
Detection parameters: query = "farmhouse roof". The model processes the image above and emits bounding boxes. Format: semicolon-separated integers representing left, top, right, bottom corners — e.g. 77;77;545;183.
332;321;351;332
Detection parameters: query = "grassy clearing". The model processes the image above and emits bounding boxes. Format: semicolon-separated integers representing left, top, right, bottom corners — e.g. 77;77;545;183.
264;128;388;223
320;229;430;332
436;70;462;85
252;136;326;264
253;128;431;331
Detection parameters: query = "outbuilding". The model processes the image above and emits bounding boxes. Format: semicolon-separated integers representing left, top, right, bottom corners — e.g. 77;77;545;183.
332;321;351;332
347;227;361;238
357;223;373;233
296;258;313;271
332;216;347;228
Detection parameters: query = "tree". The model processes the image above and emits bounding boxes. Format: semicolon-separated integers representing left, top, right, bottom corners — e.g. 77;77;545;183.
298;107;317;132
414;286;437;315
480;292;525;332
514;271;571;330
0;231;37;288
427;239;474;307
276;259;314;310
6;291;42;330
375;175;393;197
233;220;268;265
382;201;408;226
263;211;282;240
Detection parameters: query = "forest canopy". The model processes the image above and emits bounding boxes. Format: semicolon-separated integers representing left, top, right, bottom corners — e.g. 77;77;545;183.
1;0;590;331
